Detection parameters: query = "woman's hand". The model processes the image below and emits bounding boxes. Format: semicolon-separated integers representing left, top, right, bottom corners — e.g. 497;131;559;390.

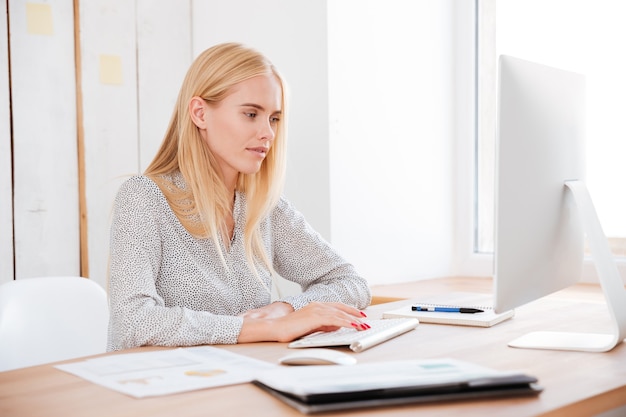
237;301;369;343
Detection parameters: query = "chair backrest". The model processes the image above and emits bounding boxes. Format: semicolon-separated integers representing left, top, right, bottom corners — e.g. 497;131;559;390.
0;276;109;372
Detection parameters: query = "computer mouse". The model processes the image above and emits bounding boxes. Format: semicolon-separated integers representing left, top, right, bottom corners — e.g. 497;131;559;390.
278;348;357;366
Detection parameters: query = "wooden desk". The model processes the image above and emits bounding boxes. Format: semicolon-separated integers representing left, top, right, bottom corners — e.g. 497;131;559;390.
1;277;625;417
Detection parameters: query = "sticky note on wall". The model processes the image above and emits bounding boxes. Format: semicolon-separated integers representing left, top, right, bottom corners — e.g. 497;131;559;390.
99;55;123;85
26;2;54;35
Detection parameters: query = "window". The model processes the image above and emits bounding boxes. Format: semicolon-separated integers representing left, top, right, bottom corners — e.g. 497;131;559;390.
476;0;626;261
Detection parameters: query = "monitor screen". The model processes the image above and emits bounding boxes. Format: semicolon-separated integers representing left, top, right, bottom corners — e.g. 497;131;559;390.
494;55;586;314
493;55;626;352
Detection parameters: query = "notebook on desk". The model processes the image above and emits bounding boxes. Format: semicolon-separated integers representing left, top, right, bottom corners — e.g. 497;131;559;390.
382;292;514;327
253;358;542;414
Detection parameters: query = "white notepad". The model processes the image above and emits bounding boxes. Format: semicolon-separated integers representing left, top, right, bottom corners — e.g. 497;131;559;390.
382;292;514;328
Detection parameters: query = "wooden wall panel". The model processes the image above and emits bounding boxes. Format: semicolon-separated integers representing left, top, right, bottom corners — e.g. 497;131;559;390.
136;0;192;172
79;0;139;288
0;1;13;284
78;0;193;290
9;0;80;279
3;0;326;291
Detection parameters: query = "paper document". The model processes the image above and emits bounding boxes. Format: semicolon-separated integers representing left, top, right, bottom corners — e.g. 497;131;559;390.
55;346;277;398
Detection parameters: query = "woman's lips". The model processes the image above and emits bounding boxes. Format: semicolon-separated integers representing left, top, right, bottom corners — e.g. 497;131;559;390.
247;147;269;156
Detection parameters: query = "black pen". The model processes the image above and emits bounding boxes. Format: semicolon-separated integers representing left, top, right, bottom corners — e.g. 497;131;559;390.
411;306;484;314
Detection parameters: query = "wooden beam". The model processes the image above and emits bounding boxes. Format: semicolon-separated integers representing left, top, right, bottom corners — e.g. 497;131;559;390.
73;0;88;278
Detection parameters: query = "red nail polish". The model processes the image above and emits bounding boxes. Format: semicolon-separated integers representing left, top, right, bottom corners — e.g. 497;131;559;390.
360;311;367;317
350;322;359;328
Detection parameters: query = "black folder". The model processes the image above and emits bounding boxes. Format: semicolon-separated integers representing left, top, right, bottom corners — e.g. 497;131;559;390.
252;359;542;414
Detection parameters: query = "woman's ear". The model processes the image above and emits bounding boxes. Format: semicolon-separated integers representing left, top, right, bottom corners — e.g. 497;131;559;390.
189;96;208;128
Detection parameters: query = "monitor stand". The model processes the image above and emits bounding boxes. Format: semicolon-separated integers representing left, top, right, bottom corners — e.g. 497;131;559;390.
508;180;626;352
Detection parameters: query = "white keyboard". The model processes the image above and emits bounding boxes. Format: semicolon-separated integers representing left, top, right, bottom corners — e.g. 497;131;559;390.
288;318;419;353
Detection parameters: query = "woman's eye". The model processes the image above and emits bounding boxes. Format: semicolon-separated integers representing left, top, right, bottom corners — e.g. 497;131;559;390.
245;112;257;118
270;116;280;124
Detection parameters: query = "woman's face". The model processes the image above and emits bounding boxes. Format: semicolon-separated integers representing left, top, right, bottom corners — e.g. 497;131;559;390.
200;74;282;186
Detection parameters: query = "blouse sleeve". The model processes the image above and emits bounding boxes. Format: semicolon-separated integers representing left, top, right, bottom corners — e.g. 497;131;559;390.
270;198;371;310
106;177;243;351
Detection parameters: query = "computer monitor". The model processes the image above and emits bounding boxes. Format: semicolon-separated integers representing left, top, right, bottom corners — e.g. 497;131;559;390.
493;55;626;352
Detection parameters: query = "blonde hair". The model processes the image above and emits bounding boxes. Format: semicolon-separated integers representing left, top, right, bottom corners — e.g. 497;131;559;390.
145;42;287;282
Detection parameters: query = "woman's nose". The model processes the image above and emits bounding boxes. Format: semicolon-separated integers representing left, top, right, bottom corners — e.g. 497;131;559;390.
259;120;276;142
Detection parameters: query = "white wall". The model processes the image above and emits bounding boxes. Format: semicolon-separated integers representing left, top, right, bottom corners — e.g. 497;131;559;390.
3;0;463;288
192;0;461;285
9;0;80;280
191;0;332;240
328;0;457;284
137;0;193;172
0;0;13;282
79;0;140;286
79;0;193;286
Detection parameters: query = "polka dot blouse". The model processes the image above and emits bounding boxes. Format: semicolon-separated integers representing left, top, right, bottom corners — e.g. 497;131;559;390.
107;174;371;351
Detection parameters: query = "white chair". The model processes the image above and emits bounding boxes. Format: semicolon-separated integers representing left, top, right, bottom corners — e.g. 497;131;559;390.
0;276;109;372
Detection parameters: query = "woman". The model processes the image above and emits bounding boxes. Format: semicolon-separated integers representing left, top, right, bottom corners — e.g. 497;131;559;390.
107;42;371;351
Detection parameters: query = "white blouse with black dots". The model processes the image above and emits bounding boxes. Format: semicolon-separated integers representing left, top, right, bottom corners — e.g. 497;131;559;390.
107;174;371;351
